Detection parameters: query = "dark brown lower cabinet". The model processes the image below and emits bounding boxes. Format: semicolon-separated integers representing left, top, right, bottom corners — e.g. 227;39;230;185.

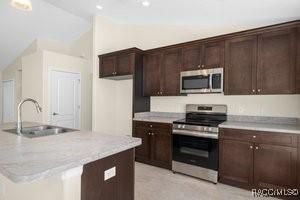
253;144;297;189
133;121;172;169
219;139;253;189
81;149;134;200
219;128;298;192
297;136;300;190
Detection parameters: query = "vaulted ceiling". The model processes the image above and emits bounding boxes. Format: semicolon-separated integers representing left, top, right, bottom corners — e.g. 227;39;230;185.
44;0;300;26
0;0;90;69
1;0;300;70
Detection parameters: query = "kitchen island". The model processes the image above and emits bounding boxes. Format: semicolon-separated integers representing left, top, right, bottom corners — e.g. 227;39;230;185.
0;122;141;200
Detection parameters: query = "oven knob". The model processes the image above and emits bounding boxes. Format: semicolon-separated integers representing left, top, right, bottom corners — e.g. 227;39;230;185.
182;125;185;129
178;125;182;129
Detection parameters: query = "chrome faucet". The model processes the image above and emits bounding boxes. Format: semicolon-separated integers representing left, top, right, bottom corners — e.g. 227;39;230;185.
17;98;42;134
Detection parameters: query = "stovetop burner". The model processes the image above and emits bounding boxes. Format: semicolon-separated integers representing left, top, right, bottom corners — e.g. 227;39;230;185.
173;118;225;127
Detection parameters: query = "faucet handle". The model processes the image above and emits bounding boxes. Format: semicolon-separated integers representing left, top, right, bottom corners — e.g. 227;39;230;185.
52;112;59;116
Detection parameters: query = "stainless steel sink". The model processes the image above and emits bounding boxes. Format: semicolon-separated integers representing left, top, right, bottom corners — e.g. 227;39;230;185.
4;125;77;138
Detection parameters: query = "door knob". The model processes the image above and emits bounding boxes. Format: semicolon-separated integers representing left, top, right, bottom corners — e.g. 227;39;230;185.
53;112;59;116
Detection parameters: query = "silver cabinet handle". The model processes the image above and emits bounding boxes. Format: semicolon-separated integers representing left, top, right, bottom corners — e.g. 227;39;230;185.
252;89;255;93
201;64;205;68
250;145;253;149
255;146;259;150
257;89;261;93
198;65;201;68
253;135;256;138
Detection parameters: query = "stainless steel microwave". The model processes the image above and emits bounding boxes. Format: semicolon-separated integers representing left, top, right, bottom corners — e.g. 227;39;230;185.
180;68;223;94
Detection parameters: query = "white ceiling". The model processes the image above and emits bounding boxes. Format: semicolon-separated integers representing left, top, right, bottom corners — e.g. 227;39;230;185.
1;0;300;70
0;0;91;69
44;0;300;26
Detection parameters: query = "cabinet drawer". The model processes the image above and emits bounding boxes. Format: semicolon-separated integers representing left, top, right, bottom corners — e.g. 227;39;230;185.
220;128;297;147
134;121;171;132
255;132;297;147
219;128;255;141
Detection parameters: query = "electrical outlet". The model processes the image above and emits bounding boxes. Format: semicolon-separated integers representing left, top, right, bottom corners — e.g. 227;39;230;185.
104;167;116;181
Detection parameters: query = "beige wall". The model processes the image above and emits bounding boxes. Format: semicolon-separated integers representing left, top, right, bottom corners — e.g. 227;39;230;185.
43;51;92;130
1;40;37;121
0;169;81;200
93;16;300;136
21;50;92;130
21;52;44;123
1;31;93;127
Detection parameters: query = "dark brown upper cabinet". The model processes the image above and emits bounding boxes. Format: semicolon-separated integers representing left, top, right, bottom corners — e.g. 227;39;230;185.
296;27;300;93
143;48;181;96
257;28;297;94
225;36;257;95
143;52;162;96
181;45;202;71
181;41;224;71
116;53;134;76
161;48;182;96
99;55;116;77
99;48;143;79
202;41;225;69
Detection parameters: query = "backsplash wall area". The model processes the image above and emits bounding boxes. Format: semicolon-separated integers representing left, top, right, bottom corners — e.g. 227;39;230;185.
151;94;300;118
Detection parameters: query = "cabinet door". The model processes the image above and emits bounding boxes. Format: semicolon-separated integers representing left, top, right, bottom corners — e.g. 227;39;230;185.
100;56;116;77
151;130;172;169
219;139;254;189
202;41;225;69
161;48;181;96
81;153;118;200
181;45;202;71
133;127;151;161
116;149;134;200
143;52;162;96
257;28;297;94
225;36;257;95
297;27;300;93
116;53;134;76
254;144;297;189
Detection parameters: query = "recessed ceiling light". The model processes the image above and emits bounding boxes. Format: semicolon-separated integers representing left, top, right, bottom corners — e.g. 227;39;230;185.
142;0;150;7
96;5;103;10
10;0;32;11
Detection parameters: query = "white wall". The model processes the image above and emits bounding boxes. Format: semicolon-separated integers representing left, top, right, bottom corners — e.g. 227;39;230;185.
93;16;300;136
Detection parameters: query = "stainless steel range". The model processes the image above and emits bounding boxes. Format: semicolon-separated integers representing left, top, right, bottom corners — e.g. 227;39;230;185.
172;104;227;183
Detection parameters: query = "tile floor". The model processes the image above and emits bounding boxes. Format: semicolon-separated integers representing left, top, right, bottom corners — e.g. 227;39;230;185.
135;162;278;200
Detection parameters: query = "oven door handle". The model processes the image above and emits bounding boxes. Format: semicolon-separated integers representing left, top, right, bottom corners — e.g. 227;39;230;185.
172;129;218;139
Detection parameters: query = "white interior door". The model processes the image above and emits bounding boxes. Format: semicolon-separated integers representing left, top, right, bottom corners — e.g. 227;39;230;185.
2;80;15;123
51;71;81;129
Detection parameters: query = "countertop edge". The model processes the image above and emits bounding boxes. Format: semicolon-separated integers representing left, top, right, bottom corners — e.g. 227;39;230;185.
219;124;300;134
3;139;141;183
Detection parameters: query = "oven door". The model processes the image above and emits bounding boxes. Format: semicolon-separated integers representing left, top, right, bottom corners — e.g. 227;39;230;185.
172;134;218;171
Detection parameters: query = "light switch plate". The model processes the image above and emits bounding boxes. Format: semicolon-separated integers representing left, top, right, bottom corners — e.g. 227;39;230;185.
104;167;116;181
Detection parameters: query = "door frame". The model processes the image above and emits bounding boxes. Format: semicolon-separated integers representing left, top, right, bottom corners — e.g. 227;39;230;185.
2;79;15;123
49;69;82;129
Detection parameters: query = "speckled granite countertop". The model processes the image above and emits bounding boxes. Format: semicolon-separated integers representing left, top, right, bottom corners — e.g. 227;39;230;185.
133;112;184;124
219;115;300;134
0;122;141;183
133;112;300;135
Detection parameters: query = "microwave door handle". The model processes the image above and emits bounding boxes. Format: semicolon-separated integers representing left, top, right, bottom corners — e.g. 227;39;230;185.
209;74;213;92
